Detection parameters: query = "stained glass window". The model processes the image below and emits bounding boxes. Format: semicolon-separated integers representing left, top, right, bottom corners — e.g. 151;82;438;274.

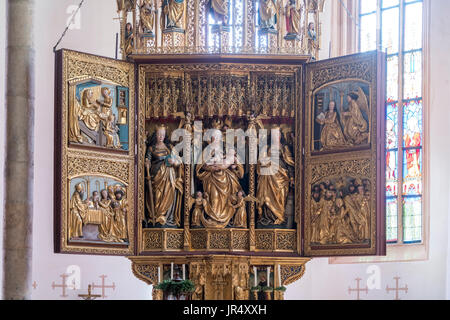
359;0;424;244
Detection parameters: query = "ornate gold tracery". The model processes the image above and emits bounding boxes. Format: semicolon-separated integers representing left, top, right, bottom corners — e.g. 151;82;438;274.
117;0;325;59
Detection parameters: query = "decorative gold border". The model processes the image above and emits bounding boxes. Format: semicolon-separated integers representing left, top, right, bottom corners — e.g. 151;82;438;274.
58;49;135;255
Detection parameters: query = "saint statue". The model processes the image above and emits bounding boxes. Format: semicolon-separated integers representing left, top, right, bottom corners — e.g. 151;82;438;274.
160;0;185;30
330;198;356;244
341;89;369;145
69;88;102;144
145;125;184;227
315;100;346;150
259;0;278;30
139;0;155;34
196;131;244;228
124;22;134;55
285;0;301;35
110;187;128;240
104;114;122;149
256;129;295;226
306;21;318;56
209;0;230;25
188;191;207;227
98;189;116;242
344;180;369;241
229;191;258;229
69;183;88;239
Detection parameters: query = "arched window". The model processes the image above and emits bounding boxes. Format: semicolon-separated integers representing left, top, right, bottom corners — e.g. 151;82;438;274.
359;0;425;245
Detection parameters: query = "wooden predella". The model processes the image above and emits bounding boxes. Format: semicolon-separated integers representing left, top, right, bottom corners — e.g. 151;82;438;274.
54;49;386;300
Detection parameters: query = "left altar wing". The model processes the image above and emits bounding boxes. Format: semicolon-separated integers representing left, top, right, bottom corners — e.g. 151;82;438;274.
54;49;136;256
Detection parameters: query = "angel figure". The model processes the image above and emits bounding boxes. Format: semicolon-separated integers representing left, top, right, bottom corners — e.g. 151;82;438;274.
187;191;207;227
229;191;259;228
341;88;370;145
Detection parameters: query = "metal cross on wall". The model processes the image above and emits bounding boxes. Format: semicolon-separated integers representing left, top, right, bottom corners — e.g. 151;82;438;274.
348;278;369;300
386;277;408;300
91;275;116;298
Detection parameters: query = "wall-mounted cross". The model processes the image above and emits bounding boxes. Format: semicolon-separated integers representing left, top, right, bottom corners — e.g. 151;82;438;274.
52;273;76;298
386;276;408;300
348;278;369;300
91;275;116;298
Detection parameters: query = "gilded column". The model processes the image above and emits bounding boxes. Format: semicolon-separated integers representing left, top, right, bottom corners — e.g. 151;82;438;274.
3;0;35;300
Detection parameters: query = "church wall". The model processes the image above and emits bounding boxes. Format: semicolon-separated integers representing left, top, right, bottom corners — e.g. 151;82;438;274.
0;0;447;299
30;0;149;300
0;0;6;298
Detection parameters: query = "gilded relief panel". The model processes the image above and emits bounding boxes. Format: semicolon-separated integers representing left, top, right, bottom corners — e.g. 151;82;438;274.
304;52;384;257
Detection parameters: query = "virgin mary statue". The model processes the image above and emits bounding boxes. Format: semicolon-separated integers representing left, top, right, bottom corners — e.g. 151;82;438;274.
196;132;244;228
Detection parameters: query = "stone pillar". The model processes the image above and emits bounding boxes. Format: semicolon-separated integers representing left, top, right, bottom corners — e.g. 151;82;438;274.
3;0;35;300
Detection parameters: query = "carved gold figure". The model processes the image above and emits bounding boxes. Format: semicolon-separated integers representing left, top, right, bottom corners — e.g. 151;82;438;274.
97;87;113;116
331;198;356;244
341;89;369;145
117;0;136;13
69;88;101;143
188;191;207;227
124;22;134;56
259;0;278;30
311;178;370;245
161;0;185;30
229;191;258;229
111;186;129;241
145;125;184;227
209;0;229;25
285;0;301;35
256;131;295;226
315;101;346;150
97;186;129;243
139;0;155;34
98;189;115;242
104;114;122;149
306;22;318;56
196;135;244;228
69;183;88;239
